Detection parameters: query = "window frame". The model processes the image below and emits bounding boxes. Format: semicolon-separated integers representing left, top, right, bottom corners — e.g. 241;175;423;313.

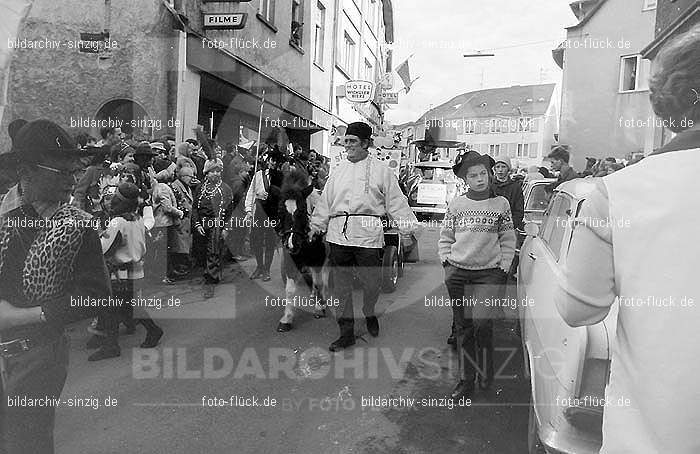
364;58;373;82
642;0;657;11
258;0;277;26
517;116;532;132
540;193;573;262
619;54;643;93
464;119;477;134
313;1;326;67
341;32;356;76
528;142;539;158
290;0;304;49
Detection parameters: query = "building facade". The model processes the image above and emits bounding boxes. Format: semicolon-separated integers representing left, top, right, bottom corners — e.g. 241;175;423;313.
3;0;395;156
406;84;559;169
553;0;657;169
3;0;178;151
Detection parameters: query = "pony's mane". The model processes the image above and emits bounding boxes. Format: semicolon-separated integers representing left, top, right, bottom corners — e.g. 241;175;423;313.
280;169;309;202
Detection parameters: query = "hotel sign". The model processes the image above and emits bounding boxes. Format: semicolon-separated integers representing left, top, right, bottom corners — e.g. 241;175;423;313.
345;80;374;103
378;91;399;104
202;13;248;30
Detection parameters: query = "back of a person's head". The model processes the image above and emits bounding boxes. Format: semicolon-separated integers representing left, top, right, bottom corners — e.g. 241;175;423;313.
100;126;115;140
649;24;700;133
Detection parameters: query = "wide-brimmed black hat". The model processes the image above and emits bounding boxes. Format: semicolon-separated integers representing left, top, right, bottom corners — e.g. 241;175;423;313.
133;142;158;157
452;150;496;178
0;119;85;167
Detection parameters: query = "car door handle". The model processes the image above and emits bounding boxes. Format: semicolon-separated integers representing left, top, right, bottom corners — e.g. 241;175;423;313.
528;252;537;261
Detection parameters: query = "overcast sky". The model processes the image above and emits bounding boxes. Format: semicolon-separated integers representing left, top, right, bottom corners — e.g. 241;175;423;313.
386;0;578;125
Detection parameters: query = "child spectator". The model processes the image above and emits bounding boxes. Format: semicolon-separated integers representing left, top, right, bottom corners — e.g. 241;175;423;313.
439;151;515;399
87;182;163;361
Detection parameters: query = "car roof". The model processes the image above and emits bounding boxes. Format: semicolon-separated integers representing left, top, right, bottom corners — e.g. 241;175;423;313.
555;177;601;200
413;161;453;169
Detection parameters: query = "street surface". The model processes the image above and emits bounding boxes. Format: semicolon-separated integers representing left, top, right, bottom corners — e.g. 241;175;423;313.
56;223;529;454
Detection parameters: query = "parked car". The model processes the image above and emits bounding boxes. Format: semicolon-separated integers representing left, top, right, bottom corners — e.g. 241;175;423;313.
406;161;459;219
518;178;618;454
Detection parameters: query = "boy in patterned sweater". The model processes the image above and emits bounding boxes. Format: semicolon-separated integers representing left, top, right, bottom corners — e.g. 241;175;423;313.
438;151;516;399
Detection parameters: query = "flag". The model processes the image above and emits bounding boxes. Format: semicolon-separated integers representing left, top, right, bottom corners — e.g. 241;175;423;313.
395;56;414;93
0;0;34;127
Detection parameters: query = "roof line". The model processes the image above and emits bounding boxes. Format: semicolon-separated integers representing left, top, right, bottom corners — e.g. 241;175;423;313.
641;1;700;59
566;0;607;31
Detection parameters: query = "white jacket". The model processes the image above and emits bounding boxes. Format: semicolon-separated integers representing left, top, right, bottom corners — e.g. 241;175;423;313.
310;155;418;248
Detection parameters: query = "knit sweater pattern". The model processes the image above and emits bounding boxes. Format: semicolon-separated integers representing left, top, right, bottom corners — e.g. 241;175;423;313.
438;195;516;271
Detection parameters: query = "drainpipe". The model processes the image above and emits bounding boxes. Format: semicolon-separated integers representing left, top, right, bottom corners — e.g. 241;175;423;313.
329;0;340;117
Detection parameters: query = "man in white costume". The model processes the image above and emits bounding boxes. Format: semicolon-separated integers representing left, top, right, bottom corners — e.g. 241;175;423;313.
310;122;419;352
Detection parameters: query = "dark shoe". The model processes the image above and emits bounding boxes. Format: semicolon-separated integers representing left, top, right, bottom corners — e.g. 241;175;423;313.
479;376;493;391
329;318;355;351
250;269;264;279
262;272;271;282
329;335;355;352
86;334;104;350
162;277;175;285
451;379;475;399
277;322;292;332
366;316;379;337
88;345;120;361
140;326;163;348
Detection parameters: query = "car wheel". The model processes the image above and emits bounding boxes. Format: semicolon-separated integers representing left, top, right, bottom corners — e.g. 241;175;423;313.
381;246;399;293
528;400;547;454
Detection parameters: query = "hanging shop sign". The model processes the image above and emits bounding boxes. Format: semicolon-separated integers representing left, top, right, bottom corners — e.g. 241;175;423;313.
345;80;374;103
202;13;248;30
378;91;399;104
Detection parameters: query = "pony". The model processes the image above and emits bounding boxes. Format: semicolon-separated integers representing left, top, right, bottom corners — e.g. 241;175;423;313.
275;169;329;332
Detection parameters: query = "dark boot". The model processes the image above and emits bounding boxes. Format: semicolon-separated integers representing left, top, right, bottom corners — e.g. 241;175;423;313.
366;316;379;337
139;319;163;348
447;322;456;348
329;318;355;352
86;334;105;350
121;304;136;334
477;347;494;390
451;379;475;399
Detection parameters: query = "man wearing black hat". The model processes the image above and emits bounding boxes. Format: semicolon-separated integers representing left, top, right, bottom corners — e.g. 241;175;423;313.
0;119;111;453
310;122;419;352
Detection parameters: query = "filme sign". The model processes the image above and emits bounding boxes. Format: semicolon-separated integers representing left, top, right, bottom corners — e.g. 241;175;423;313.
203;13;248;30
345;80;374;103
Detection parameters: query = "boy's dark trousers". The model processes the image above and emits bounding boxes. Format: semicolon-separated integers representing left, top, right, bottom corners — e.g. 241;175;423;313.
444;266;507;385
